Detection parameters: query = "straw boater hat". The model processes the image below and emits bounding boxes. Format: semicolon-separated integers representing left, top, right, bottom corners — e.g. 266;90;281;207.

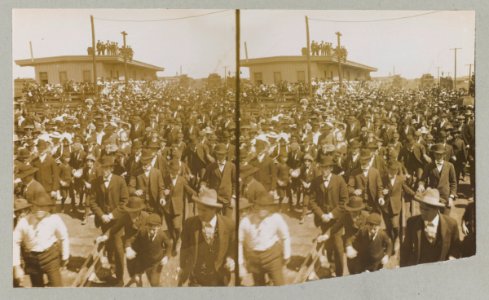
414;188;445;208
193;188;223;208
123;196;146;212
345;195;366;212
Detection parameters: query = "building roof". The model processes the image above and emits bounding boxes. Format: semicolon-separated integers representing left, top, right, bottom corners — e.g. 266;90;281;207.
15;55;164;71
240;55;377;72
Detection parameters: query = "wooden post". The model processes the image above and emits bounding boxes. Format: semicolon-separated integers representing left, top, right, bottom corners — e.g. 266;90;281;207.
305;16;312;98
121;31;128;87
336;32;343;94
90;15;98;97
235;8;241;286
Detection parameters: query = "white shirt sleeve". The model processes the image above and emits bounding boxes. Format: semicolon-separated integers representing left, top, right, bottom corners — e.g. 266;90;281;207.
238;217;249;265
13;218;27;266
53;215;70;261
275;214;291;259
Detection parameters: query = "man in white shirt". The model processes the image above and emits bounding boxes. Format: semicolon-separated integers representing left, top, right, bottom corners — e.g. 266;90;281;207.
13;193;69;287
239;194;291;286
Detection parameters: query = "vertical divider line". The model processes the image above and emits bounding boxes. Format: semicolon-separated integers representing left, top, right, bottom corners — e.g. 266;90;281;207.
234;8;241;287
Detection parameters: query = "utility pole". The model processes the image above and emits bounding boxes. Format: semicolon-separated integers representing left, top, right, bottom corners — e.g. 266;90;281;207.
336;31;343;94
234;9;241;286
305;16;312;98
29;41;34;62
244;41;249;61
180;65;183;76
121;31;128;87
90;15;98;97
437;66;441;85
450;48;461;90
466;63;472;79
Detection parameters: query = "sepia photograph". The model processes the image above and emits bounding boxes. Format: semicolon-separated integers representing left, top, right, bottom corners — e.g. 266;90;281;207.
12;8;237;287
11;7;478;291
238;10;475;286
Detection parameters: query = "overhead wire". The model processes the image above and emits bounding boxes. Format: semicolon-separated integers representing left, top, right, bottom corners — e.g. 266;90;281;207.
94;9;231;22
309;11;440;23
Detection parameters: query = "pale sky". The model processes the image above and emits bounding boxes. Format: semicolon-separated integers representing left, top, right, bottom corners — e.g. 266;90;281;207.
13;10;474;80
241;10;475;79
13;9;236;79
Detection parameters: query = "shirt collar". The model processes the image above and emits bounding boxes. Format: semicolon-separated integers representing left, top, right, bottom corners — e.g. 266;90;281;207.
425;214;440;227
104;173;113;183
204;214;217;228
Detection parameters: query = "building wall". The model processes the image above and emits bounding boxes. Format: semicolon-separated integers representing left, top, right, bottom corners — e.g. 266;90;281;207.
33;61;157;84
248;61;370;85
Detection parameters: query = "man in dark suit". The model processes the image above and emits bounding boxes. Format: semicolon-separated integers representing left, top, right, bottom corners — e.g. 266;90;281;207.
345;212;392;273
163;159;197;256
310;156;349;276
418;144;457;216
89;156;129;286
381;161;415;252
16;164;46;204
129;148;165;217
400;188;460;267
250;139;277;193
32;140;60;199
348;149;384;213
201;143;236;218
240;164;268;205
179;188;235;286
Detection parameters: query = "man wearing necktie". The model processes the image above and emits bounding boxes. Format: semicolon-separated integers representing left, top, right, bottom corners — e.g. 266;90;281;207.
310;156;349;276
418;143;457;216
89;156;129;286
347;148;384;214
201;143;236;218
400;188;460;267
178;188;235;286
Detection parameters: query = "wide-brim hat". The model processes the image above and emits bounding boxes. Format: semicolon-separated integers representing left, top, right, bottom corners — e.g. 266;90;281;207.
123;196;146;212
193;187;223;208
214;143;227;155
240;164;259;178
16;164;38;179
432;143;445;154
319;156;334;168
100;156;115;167
345;195;365;212
367;212;381;225
146;213;162;226
31;193;56;207
140;148;155;164
359;149;372;162
14;198;32;211
254;193;275;207
414;188;445;208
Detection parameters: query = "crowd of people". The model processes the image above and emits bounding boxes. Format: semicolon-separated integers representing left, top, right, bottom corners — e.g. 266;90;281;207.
237;80;475;285
95;40;134;60
19;80;96;103
12;75;476;288
13;79;237;287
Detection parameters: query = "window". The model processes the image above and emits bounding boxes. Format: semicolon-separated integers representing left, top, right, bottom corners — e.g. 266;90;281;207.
59;71;68;84
297;71;305;83
273;72;282;84
254;72;263;85
83;70;91;83
39;72;48;85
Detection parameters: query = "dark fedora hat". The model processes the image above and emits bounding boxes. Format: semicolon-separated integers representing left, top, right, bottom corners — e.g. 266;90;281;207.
140;148;155;164
367;212;381;225
432;143;445;154
16;164;38;179
240;164;260;178
123;196;146;212
146;213;162;226
359;148;372;162
254;193;276;207
16;148;31;160
345;195;365;212
32;193;55;207
319;156;334;168
99;156;115;167
214;143;227;155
